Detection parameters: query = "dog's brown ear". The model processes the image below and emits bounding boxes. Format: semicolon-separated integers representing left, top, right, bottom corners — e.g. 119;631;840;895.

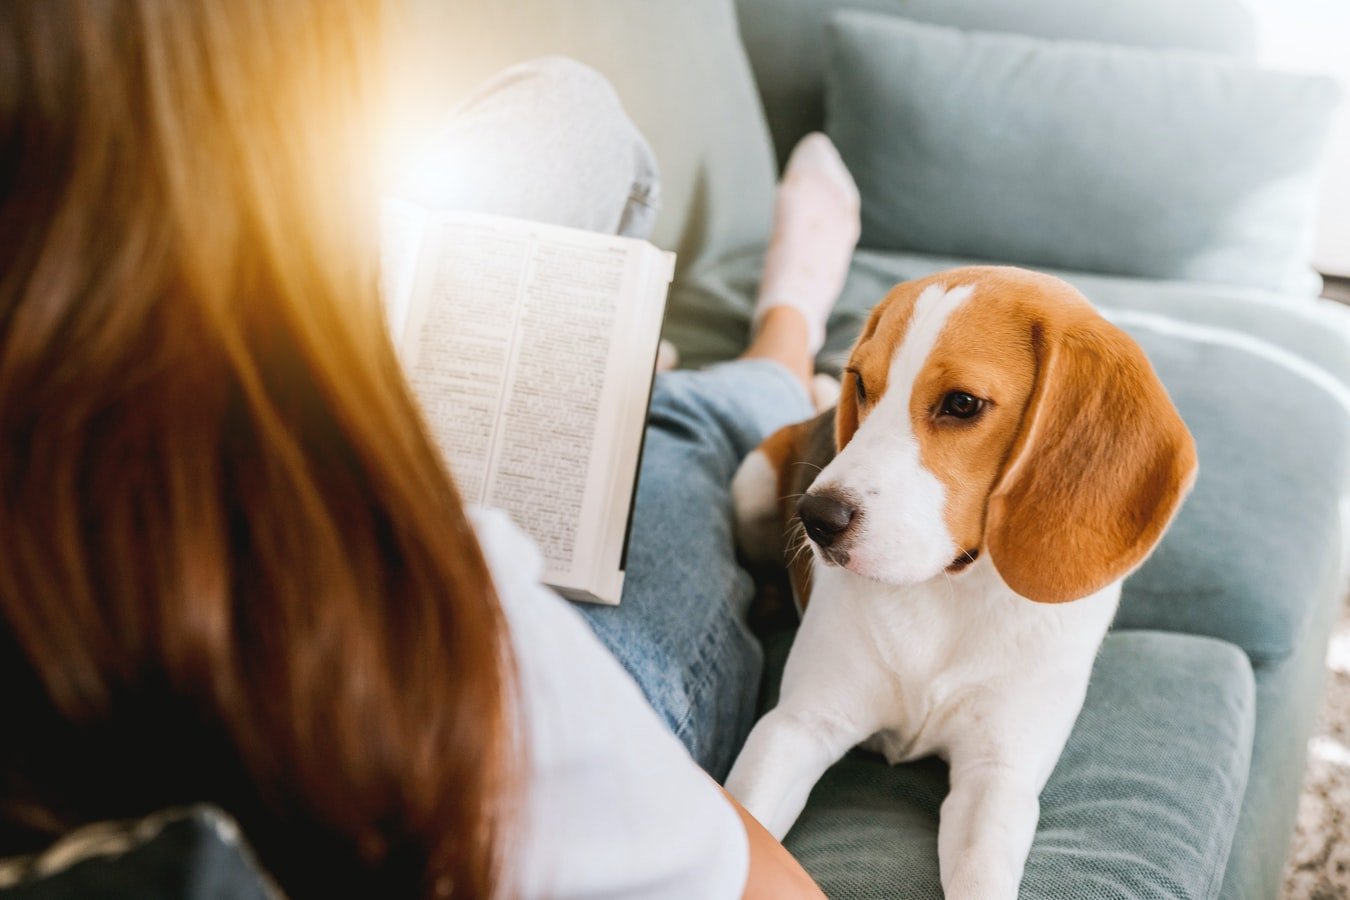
986;316;1197;603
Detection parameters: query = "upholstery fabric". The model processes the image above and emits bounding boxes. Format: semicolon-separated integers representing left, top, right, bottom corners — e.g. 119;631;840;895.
734;0;1260;167
824;13;1340;293
773;631;1256;900
402;0;778;272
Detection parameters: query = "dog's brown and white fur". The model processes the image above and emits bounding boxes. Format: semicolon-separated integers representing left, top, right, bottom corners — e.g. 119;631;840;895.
726;267;1197;899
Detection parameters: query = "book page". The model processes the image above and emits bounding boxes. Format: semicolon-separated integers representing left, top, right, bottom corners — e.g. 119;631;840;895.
403;222;528;505
397;214;658;592
487;239;624;571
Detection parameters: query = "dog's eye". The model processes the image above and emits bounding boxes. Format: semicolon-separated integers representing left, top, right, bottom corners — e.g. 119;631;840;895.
851;370;867;406
939;391;984;420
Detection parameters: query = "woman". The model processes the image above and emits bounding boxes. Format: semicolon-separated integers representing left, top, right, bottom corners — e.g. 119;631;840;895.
0;1;854;897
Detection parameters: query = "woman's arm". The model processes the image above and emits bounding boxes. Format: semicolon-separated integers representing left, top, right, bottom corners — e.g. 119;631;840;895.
718;785;826;900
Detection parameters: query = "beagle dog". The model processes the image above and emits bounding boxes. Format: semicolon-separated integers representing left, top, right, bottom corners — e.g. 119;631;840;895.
726;266;1197;899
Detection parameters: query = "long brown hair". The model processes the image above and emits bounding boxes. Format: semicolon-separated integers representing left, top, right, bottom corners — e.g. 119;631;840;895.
0;1;515;896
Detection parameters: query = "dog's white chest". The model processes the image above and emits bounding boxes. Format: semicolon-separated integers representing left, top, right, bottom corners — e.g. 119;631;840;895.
792;558;1119;766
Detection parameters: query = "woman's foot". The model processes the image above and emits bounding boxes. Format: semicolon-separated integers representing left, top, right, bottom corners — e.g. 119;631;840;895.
744;133;860;394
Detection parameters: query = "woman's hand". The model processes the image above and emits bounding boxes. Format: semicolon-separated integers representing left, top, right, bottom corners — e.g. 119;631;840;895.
718;785;826;899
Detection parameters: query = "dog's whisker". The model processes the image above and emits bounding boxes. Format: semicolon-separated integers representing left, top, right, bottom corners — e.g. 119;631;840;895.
789;538;813;569
783;519;813;568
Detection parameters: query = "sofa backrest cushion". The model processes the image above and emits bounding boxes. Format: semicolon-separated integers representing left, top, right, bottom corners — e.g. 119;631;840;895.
825;13;1340;293
735;0;1261;167
403;0;778;271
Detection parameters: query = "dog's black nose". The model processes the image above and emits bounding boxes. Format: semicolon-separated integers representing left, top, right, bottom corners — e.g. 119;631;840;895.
798;493;856;549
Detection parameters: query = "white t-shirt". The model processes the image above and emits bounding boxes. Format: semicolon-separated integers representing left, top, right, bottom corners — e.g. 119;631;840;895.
470;507;749;899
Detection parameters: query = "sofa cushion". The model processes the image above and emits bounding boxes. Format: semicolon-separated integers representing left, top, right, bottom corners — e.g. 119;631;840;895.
736;0;1261;167
824;13;1340;294
772;630;1255;899
402;0;778;272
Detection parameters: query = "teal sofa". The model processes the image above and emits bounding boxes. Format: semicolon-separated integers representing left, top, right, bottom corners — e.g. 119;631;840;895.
404;1;1350;897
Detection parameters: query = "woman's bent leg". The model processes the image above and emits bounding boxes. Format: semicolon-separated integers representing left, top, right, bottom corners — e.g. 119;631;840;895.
580;360;813;780
394;57;660;238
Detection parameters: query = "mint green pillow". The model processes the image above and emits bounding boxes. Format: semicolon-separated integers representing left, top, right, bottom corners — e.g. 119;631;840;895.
736;0;1261;169
825;12;1341;293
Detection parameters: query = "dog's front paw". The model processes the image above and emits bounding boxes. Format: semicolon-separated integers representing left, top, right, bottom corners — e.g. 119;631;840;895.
942;857;1022;900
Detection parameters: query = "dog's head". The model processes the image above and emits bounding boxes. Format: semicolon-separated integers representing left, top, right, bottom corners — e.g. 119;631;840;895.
800;266;1197;604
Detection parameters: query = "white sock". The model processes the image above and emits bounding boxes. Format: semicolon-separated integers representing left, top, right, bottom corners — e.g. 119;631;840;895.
753;133;861;354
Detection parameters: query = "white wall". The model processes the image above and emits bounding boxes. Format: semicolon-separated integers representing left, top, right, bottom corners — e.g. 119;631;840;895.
1250;1;1350;276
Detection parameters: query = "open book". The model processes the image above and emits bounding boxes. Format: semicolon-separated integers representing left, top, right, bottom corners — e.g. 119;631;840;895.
382;205;674;604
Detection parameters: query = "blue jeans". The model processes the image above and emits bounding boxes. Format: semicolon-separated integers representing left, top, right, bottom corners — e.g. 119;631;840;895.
405;58;813;778
584;362;811;778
